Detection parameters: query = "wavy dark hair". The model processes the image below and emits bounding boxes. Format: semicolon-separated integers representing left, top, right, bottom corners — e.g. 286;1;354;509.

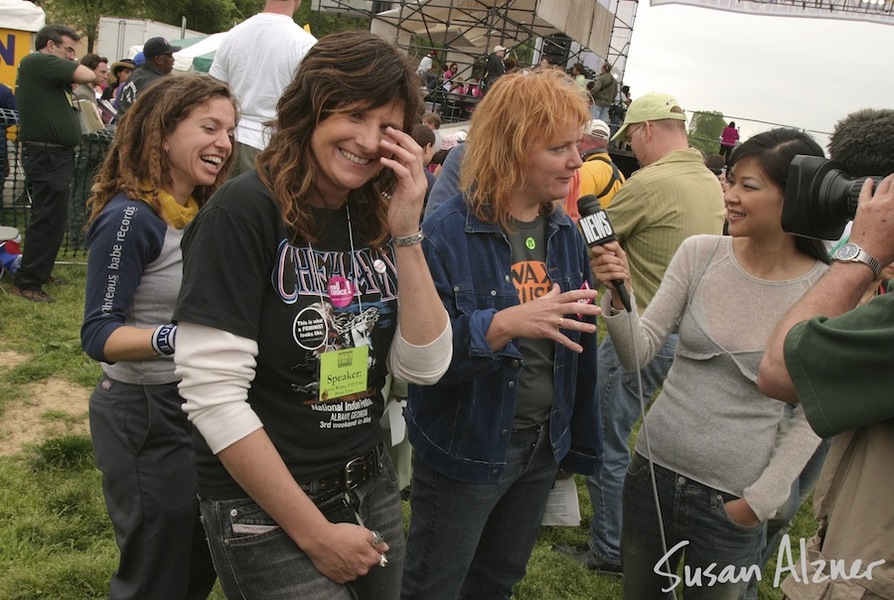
728;128;830;263
86;73;238;226
256;31;424;248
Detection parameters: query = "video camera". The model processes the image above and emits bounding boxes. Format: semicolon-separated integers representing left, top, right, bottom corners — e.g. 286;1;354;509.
783;155;882;240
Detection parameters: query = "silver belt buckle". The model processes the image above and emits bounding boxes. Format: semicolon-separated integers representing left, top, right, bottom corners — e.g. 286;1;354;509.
344;452;366;489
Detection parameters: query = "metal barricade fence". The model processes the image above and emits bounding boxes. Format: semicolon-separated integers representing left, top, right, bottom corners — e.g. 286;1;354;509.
0;108;115;258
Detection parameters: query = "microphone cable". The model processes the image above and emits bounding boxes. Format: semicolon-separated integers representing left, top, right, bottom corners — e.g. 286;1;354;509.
615;297;676;598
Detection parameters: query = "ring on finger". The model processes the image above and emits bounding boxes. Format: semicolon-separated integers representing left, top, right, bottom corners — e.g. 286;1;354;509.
371;531;385;546
557;317;564;329
379;554;389;568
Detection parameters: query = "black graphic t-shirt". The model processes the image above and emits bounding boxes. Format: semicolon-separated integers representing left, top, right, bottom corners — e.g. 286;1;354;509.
506;216;555;427
176;172;398;498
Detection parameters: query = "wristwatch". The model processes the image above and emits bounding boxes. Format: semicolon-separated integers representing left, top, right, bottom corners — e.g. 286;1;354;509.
831;242;882;279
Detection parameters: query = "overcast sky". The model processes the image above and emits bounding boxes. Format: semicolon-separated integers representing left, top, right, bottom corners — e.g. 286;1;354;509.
621;1;893;150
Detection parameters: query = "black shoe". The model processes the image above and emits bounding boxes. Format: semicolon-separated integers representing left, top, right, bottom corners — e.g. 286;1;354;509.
552;543;623;577
11;286;55;303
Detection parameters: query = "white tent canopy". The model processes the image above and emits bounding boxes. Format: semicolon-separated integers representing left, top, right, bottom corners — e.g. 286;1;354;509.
0;0;45;32
127;31;229;72
171;31;228;72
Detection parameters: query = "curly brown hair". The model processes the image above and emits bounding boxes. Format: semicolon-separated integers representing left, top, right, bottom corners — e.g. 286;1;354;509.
256;31;424;248
86;73;239;226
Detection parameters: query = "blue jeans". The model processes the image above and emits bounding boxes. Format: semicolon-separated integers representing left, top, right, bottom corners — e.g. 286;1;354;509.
595;105;611;123
622;453;765;600
402;424;558;600
585;333;676;566
200;450;404;600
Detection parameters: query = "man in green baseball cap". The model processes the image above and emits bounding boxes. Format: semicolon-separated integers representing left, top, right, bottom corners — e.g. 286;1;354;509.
612;91;687;142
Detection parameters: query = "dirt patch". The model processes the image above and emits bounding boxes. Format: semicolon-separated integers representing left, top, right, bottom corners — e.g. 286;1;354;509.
0;351;91;457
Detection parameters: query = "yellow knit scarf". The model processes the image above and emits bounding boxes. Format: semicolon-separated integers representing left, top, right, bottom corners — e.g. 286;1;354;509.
139;182;199;229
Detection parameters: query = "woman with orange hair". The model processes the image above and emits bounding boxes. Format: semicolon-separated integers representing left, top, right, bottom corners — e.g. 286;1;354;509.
401;69;602;600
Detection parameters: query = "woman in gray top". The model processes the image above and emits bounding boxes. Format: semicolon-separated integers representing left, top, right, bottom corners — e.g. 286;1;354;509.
590;129;830;599
81;73;237;599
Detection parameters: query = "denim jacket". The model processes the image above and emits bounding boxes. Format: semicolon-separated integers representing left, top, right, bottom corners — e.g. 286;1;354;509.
407;194;602;484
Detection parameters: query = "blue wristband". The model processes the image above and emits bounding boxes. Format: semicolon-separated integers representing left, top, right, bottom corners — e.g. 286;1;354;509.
151;324;177;356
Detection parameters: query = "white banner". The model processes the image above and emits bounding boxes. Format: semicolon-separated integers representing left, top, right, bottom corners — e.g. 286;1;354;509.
650;0;894;27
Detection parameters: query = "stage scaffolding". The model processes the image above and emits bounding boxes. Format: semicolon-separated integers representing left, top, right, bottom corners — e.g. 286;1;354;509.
312;0;638;83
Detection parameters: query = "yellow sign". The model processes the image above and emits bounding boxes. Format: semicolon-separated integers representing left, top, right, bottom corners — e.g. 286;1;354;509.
0;29;34;90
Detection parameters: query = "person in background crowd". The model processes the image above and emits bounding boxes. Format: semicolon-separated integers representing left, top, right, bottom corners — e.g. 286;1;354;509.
73;54;108;105
102;59;134;104
81;72;235;600
423;139;466;220
73;54;109;128
441;63;455;91
422;112;442;153
589;63;617;123
402;68;602;600
172;32;451;599
574;118;625;213
592;128;829;598
416;49;439;90
503;57;518;74
571;62;587;92
11;24;95;303
720;121;740;165
100;58;135;122
483;45;506;94
209;0;317;178
0;82;16;189
117;37;181;115
410;123;437;210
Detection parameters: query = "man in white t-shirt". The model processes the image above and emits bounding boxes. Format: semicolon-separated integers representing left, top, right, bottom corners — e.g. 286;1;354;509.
210;0;316;177
416;50;438;90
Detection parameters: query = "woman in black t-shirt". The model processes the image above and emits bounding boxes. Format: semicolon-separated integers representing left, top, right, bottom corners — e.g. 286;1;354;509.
173;31;451;599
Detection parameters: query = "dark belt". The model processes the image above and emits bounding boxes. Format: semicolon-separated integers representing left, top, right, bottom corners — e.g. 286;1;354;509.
23;141;75;151
301;443;383;497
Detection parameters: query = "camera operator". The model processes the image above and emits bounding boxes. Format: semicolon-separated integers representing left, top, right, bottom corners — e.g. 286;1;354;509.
758;108;894;600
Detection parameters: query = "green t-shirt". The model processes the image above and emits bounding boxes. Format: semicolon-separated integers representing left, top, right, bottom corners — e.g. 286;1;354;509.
605;148;725;310
784;291;894;437
15;52;81;147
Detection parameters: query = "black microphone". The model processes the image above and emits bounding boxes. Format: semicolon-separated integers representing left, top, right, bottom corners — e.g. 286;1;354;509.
576;194;632;313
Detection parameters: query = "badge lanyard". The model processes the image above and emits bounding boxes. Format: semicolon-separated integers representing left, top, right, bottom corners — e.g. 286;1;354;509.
308;204;369;402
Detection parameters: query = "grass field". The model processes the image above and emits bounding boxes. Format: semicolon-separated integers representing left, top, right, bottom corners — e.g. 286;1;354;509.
0;259;814;598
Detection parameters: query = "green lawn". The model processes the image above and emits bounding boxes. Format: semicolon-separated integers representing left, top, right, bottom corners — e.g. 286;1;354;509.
0;258;814;598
